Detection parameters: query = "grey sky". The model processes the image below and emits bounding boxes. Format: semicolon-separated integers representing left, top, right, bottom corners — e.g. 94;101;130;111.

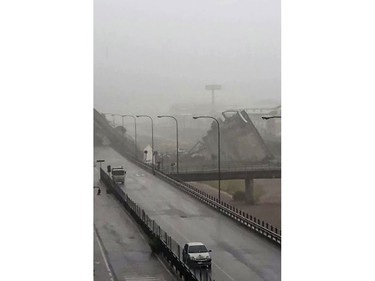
94;0;280;115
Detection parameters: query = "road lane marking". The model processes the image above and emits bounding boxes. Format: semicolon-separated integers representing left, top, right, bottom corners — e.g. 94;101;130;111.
123;275;166;281
94;227;115;281
95;153;233;281
156;216;235;281
107;196;177;280
126;192;235;280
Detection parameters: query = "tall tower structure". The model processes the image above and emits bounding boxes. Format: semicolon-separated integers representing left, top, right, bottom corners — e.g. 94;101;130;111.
205;84;222;113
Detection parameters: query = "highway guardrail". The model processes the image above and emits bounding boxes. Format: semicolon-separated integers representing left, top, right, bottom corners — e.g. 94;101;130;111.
121;158;281;245
97;112;281;245
100;168;214;281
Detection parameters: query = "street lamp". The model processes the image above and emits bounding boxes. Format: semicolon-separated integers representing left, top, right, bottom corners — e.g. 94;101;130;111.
111;114;117;127
262;116;281;120
136;115;155;174
102;113;114;126
122;115;138;159
193;115;221;203
157;115;179;174
119;114;125;132
111;113;125;132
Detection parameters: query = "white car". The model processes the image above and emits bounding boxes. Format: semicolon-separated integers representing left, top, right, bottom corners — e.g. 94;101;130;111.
182;242;212;268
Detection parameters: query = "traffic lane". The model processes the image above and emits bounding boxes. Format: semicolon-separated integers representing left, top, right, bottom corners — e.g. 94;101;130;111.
96;146;280;281
151;208;279;281
94;167;176;281
94;146;281;281
94;229;114;281
94;190;176;281
126;174;280;281
94;160;113;281
94;147;126;169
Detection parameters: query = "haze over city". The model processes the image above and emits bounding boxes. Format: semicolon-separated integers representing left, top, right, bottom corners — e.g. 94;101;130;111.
2;1;373;280
93;2;282;279
94;0;280;115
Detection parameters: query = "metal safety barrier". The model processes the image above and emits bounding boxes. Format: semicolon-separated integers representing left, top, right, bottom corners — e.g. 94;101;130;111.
100;169;215;281
102;142;281;245
96;111;281;246
154;169;281;245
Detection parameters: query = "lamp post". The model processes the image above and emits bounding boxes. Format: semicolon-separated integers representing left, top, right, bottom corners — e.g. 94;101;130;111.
122;115;138;159
102;113;114;126
136;115;154;174
262;116;281;120
111;113;125;132
120;114;125;131
111;114;117;127
157;115;179;174
193;115;221;203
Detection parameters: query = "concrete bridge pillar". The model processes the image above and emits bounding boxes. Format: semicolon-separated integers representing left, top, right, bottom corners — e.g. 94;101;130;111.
245;177;254;204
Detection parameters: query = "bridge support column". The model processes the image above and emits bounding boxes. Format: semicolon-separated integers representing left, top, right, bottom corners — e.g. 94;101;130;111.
245;177;254;204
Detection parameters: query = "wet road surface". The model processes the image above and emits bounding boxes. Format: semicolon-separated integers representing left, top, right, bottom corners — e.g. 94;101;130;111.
94;146;281;281
94;164;177;281
94;228;114;281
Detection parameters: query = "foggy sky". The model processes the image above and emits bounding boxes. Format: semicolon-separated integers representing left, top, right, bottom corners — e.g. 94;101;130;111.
94;0;280;115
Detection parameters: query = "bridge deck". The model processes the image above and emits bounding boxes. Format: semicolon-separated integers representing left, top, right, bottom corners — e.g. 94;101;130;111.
170;168;281;181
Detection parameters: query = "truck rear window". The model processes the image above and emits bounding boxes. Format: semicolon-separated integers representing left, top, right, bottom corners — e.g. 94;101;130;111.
112;170;125;175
